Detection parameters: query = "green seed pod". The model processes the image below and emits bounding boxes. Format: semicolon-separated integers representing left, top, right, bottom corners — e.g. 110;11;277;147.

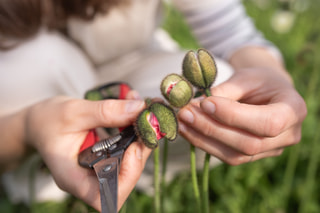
135;110;159;149
161;74;193;108
135;102;178;149
149;103;178;141
182;48;217;89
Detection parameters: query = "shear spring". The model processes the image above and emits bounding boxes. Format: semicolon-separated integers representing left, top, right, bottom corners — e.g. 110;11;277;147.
91;135;122;153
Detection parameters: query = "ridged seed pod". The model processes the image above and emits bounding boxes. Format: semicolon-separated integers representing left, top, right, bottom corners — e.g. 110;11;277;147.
135;102;178;149
149;103;178;141
161;74;193;108
182;48;217;89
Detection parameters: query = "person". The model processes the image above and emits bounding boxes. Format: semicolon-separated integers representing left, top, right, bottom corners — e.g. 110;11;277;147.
0;0;307;211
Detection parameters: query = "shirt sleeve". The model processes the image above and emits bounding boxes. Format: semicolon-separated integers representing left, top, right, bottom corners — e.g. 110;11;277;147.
171;0;282;61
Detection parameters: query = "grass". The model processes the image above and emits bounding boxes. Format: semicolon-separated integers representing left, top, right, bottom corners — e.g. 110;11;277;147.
1;0;320;212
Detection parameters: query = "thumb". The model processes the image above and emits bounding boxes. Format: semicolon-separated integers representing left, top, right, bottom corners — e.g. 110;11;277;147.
211;68;267;101
210;73;247;101
69;99;146;130
117;142;152;210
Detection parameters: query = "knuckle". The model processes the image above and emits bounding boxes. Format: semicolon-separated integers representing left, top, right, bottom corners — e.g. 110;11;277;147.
242;139;262;156
54;178;67;192
225;157;245;166
201;123;216;137
226;159;240;166
290;129;302;145
275;149;284;156
225;110;237;126
295;94;308;121
60;99;79;123
265;111;286;137
293;131;302;145
98;100;117;123
299;99;308;121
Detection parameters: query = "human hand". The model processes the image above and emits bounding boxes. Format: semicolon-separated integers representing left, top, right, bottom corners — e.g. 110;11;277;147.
178;66;307;165
25;96;151;211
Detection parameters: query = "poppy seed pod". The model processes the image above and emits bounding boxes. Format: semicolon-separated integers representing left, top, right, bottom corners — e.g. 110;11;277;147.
182;49;217;89
135;102;178;149
161;74;193;108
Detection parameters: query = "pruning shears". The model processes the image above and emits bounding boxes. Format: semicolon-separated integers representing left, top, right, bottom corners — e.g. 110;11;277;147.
78;82;136;213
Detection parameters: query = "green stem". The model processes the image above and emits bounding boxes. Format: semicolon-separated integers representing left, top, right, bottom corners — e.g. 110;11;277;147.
282;145;300;208
154;147;161;213
298;123;320;213
160;138;169;213
190;144;201;212
202;87;212;213
204;88;212;97
202;153;210;213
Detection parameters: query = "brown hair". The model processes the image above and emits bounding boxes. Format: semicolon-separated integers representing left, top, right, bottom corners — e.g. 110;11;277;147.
0;0;125;49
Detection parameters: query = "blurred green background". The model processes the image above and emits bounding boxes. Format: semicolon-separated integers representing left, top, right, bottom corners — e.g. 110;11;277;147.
1;0;319;212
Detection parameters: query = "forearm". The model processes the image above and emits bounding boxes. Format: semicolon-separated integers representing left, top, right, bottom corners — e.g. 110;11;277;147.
0;109;30;172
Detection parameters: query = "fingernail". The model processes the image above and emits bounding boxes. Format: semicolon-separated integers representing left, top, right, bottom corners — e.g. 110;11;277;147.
193;96;205;102
135;144;143;160
131;90;141;100
179;109;194;124
201;100;216;115
179;122;186;133
126;100;144;113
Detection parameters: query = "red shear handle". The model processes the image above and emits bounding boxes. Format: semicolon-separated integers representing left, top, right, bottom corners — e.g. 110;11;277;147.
79;82;131;153
79;129;100;153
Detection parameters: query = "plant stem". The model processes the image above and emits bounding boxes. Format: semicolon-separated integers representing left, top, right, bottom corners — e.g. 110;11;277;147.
204;88;212;97
202;87;212;213
299;122;320;213
160;138;169;212
190;144;201;212
202;153;210;213
154;147;161;213
282;145;300;208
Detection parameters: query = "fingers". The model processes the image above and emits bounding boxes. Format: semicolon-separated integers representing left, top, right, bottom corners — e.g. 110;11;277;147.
210;69;259;101
54;141;151;212
118;142;152;210
62;98;146;130
199;95;304;137
125;90;141;100
179;122;284;165
210;67;293;101
178;101;302;157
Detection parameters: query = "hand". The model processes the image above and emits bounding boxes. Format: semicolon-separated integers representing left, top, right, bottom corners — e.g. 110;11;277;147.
25;96;151;211
178;66;307;165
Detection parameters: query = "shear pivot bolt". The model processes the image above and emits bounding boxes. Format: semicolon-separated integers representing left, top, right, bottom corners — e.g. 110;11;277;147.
103;164;112;172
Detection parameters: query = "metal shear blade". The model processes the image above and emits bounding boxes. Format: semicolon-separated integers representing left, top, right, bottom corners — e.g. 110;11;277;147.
78;126;137;213
94;157;119;213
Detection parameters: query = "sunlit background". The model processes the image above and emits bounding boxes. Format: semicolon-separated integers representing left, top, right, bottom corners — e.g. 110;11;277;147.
1;0;319;212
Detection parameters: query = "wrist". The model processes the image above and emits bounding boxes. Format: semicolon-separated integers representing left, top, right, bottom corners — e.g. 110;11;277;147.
0;108;31;171
229;46;293;85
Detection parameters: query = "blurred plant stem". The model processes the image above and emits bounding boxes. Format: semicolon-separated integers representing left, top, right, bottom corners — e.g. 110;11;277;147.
154;147;161;213
202;88;212;213
298;40;320;213
202;153;210;213
282;144;300;207
160;139;169;212
190;144;201;212
299;123;320;213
